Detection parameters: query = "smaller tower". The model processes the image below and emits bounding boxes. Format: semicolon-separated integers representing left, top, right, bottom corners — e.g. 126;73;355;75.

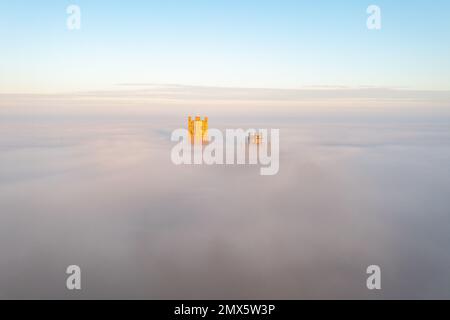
248;133;262;145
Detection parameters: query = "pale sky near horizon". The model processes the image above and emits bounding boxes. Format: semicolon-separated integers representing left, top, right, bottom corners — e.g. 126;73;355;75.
1;0;450;94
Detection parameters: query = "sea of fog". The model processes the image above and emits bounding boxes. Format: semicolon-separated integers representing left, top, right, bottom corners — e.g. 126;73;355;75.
1;109;450;299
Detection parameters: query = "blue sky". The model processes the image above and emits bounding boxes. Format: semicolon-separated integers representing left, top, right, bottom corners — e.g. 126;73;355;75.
1;0;449;93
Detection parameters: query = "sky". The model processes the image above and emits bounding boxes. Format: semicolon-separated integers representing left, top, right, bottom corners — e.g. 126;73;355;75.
1;0;450;94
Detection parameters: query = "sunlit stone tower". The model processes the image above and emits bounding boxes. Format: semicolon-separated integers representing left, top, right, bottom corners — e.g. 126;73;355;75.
188;116;208;143
247;133;262;145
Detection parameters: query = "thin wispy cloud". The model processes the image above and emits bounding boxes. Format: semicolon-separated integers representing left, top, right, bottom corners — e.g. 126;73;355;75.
2;85;450;112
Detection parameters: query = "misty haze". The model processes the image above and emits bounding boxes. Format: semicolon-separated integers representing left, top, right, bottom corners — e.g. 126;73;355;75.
1;103;449;299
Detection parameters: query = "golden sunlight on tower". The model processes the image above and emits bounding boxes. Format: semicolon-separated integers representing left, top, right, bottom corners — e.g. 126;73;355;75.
188;116;208;144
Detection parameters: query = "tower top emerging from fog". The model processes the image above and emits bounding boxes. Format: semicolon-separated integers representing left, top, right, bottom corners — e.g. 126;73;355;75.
188;116;208;143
